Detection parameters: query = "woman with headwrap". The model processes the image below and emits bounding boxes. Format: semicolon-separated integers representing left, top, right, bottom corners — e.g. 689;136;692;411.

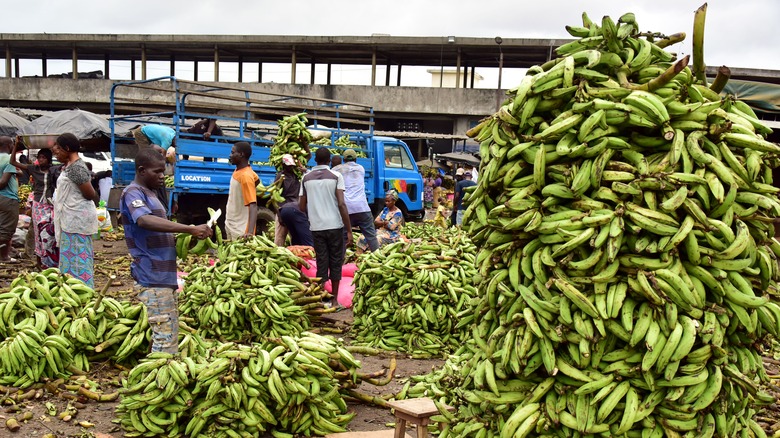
357;190;404;251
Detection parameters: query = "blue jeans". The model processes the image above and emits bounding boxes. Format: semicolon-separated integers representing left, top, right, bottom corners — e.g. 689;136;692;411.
278;207;314;247
348;211;379;252
135;284;179;354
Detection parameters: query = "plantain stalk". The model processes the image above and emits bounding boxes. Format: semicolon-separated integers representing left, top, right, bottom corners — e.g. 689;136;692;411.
636;56;690;92
345;389;390;408
655;32;686;48
709;65;731;93
77;386;119;402
692;3;708;85
362;357;397;386
345;345;384;355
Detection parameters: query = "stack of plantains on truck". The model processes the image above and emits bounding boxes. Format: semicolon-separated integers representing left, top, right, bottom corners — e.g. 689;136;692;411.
405;8;780;437
351;228;479;357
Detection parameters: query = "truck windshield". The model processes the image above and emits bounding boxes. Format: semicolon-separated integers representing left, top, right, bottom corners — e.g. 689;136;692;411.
384;144;415;170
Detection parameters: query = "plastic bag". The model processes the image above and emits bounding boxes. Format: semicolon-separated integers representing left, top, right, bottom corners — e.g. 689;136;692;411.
96;200;113;232
322;277;356;308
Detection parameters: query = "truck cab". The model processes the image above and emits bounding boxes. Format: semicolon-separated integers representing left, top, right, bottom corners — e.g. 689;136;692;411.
108;77;424;228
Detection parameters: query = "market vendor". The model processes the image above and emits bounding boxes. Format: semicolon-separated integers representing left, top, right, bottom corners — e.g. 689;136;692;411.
357;189;404;251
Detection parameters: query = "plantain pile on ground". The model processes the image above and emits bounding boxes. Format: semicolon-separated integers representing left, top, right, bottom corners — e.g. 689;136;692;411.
401;222;455;240
0;268;160;387
422;10;780;437
179;235;330;342
115;333;361;438
351;233;479;357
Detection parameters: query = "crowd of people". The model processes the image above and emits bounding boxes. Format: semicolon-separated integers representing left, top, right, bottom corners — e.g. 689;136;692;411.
0;124;481;352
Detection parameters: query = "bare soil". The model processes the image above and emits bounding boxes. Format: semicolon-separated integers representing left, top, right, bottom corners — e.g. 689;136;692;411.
0;237;442;437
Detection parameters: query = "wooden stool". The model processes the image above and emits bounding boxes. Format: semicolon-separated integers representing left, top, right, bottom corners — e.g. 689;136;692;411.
387;398;453;438
325;431;400;438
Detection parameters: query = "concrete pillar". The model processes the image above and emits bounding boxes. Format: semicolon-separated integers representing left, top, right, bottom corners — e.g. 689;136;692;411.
14;58;19;78
497;49;504;90
462;62;468;88
193;61;198;81
42;52;47;77
291;46;297;84
396;64;402;86
141;44;147;80
4;44;10;78
371;47;377;86
310;60;315;85
326;64;331;85
470;65;476;88
104;54;109;79
258;62;262;83
385;60;391;86
130;58;135;80
170;55;175;77
455;48;461;89
72;44;78;80
238;56;243;83
213;45;219;82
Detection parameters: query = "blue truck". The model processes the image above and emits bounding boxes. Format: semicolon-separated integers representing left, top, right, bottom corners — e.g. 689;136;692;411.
108;77;424;228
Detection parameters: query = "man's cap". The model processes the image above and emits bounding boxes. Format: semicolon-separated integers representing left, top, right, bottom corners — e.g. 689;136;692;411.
455;168;465;176
465;171;472;177
282;154;296;166
343;149;357;161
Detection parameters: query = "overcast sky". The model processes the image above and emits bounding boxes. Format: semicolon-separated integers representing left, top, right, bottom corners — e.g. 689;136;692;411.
5;0;779;87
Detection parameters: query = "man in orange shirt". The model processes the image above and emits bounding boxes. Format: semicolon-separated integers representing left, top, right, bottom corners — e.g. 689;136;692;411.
225;142;259;240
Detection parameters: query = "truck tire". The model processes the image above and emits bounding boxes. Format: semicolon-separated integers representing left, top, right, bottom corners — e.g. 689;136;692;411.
256;207;276;234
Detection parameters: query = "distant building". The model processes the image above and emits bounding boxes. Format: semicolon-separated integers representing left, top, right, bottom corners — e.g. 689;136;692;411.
428;68;483;88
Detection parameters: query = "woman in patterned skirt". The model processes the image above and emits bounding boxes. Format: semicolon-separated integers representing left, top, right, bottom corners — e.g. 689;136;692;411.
51;133;98;288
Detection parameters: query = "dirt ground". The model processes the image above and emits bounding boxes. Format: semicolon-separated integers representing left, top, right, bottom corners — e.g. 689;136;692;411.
0;237;443;438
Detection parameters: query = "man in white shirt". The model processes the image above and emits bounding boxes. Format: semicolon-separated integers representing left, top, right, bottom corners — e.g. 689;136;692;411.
332;148;379;252
300;148;353;307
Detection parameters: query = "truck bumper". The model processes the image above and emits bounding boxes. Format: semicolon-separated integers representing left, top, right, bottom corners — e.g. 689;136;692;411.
407;210;425;222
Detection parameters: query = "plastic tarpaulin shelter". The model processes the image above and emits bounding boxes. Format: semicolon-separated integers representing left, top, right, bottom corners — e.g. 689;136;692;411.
18;109;118;138
435;152;481;167
416;158;448;170
722;80;780;115
0;109;29;137
18;109;132;152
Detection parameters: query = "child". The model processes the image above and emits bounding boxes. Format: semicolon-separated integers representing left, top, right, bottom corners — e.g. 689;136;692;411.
434;197;449;228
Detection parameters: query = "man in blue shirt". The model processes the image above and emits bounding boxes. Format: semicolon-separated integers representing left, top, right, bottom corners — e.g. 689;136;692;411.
0;137;18;262
120;148;212;354
454;171;476;226
132;125;176;150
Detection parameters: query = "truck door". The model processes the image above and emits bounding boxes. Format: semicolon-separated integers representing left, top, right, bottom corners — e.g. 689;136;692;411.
379;141;423;218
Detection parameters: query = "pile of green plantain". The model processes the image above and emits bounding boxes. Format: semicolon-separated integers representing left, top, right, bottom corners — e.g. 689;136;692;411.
312;134;368;158
351;232;479;357
115;333;362;438
179;235;331;343
0;268;159;387
415;7;780;437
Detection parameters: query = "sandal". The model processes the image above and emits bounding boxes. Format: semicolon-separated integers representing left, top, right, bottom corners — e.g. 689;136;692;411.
0;257;19;264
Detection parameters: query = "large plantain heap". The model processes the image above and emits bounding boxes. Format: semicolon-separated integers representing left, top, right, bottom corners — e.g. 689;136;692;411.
428;10;780;438
351;231;479;357
179;235;315;342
